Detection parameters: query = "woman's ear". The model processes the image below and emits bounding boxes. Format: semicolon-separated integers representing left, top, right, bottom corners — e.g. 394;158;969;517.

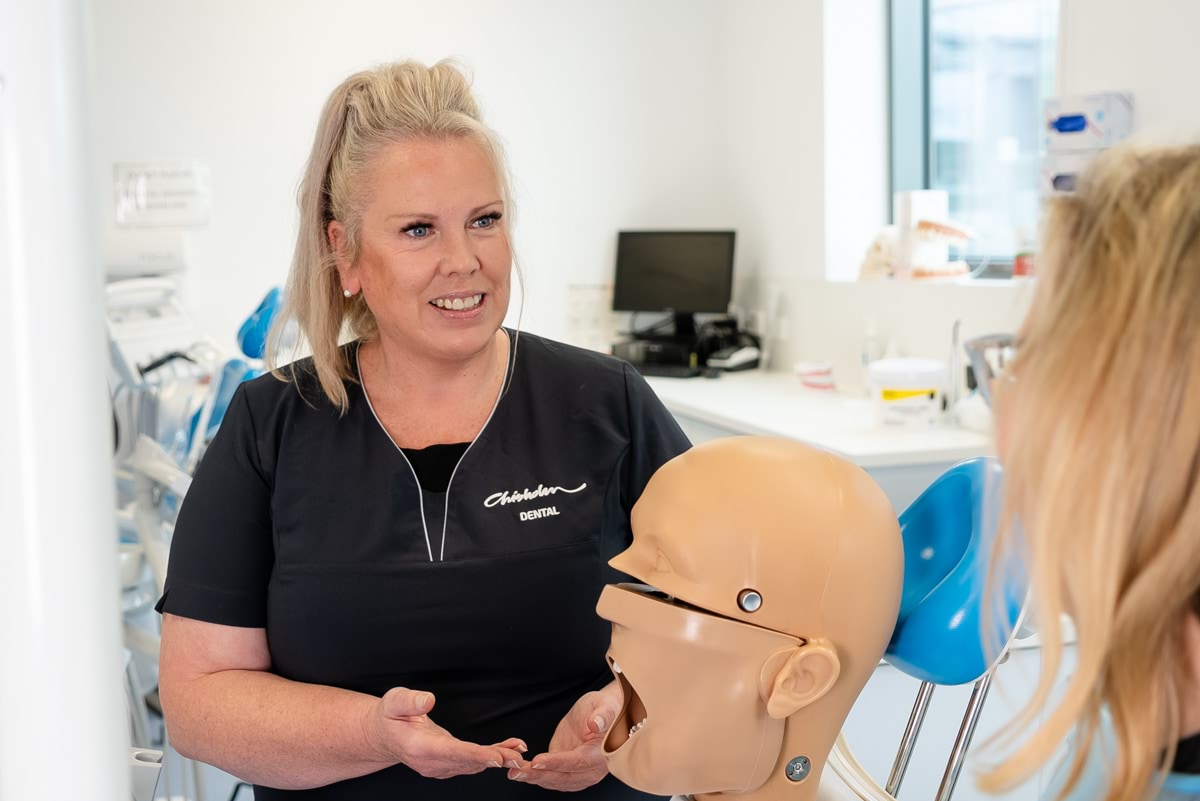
759;640;841;720
328;220;357;293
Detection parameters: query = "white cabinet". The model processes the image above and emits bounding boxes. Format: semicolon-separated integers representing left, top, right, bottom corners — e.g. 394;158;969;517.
672;411;960;513
672;412;743;448
648;372;992;513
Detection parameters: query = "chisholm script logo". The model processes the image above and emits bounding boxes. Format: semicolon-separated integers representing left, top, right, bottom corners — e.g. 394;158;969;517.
483;483;587;509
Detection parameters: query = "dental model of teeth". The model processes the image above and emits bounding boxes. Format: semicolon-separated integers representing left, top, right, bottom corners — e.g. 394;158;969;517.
612;661;648;738
432;294;483;310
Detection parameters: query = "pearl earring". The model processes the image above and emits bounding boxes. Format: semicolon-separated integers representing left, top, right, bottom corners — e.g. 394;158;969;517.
343;289;353;298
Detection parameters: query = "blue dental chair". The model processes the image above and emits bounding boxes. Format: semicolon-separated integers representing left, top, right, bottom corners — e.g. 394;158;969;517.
879;457;1027;800
183;287;283;465
205;287;283;438
236;286;283;361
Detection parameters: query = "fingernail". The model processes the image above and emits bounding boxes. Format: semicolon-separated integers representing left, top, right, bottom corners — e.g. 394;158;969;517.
487;760;502;769
505;759;521;769
533;763;546;770
593;714;607;731
417;693;431;711
513;772;526;781
517;741;528;753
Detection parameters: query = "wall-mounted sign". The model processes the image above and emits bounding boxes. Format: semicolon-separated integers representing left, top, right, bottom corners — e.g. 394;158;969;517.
114;161;211;228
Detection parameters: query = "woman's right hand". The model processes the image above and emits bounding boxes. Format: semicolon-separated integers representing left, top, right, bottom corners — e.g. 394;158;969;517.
365;687;526;779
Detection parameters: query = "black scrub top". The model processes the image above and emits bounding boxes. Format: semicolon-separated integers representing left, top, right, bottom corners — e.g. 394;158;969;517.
156;330;691;800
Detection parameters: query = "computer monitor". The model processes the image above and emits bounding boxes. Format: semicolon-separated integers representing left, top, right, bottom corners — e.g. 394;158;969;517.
612;230;735;339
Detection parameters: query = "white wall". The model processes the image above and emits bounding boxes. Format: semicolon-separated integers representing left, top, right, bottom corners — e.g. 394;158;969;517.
1058;0;1200;138
822;0;889;282
93;0;1200;376
783;278;1035;393
716;0;889;289
92;0;734;350
746;0;1200;387
717;0;827;299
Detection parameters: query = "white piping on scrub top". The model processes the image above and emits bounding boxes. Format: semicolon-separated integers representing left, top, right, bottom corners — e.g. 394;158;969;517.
357;332;514;562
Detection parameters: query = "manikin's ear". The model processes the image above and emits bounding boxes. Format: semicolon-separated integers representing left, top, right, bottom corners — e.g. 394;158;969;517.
758;639;841;720
327;220;358;293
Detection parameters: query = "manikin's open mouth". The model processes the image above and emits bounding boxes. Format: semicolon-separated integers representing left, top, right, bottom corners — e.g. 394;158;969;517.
604;581;723;753
605;656;649;753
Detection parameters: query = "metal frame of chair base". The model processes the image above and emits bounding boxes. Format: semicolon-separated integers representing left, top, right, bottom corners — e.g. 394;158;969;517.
884;660;1000;801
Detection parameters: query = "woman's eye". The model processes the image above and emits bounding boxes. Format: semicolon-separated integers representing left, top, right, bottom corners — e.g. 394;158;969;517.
473;213;501;229
403;224;431;238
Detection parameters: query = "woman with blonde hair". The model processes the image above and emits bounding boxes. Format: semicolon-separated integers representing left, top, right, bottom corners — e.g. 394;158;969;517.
975;143;1200;801
154;60;688;799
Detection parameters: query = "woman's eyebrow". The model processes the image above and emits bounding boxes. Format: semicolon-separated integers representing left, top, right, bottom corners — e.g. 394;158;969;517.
384;200;503;222
385;210;436;222
468;200;504;216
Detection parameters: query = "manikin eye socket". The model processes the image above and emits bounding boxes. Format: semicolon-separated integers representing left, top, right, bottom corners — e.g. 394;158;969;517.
624;583;710;615
607;583;809;646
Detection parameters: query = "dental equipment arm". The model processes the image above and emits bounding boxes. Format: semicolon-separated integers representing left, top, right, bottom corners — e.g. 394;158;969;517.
128;435;191;595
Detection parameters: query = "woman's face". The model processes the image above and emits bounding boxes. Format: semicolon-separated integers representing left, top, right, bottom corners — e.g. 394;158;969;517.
332;136;512;362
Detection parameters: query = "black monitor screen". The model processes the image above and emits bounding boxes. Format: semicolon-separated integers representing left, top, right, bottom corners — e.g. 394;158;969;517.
612;231;735;313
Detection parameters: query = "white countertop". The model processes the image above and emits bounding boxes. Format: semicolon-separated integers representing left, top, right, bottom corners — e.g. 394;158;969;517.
645;370;993;469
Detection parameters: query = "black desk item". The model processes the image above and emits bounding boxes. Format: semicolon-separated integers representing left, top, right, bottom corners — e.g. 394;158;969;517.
635;364;702;378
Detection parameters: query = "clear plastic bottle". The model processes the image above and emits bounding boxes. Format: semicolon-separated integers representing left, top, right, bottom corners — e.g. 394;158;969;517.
861;318;885;395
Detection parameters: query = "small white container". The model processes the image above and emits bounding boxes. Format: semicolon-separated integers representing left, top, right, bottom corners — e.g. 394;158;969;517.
867;358;946;427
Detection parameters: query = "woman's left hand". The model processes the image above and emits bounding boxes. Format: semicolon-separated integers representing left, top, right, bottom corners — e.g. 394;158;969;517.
507;681;622;791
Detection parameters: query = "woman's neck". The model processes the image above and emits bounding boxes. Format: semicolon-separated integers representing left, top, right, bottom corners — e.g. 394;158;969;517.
355;328;511;449
361;329;508;405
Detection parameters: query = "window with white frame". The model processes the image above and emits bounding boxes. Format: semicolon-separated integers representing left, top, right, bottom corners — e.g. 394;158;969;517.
892;0;1059;271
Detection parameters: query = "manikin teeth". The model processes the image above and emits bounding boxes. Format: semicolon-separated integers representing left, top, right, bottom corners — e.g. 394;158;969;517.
433;294;482;310
628;719;647;738
612;661;622;675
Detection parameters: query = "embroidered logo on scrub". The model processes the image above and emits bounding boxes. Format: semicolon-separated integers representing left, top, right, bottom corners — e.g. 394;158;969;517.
483;483;587;522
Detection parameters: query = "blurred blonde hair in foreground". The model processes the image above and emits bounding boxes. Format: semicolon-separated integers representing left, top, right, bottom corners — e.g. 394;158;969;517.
984;143;1200;801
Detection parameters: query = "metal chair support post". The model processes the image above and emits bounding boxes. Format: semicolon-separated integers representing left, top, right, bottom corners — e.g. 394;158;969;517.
886;680;936;796
934;671;994;801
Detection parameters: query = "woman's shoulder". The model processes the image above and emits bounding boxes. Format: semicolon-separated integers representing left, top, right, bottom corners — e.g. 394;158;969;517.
511;329;629;380
238;342;358;416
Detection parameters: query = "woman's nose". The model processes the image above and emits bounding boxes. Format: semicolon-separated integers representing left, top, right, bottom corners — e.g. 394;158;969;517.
437;231;480;276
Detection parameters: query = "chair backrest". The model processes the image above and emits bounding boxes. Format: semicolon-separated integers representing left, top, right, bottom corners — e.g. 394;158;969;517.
237;286;283;360
884;457;1025;686
204;358;260;439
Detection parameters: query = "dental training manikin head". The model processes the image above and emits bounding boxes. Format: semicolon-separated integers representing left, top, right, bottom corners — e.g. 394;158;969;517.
598;437;904;800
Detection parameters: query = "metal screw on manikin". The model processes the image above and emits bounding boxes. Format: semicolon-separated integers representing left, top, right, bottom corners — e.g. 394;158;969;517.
738;589;763;613
786;756;811;782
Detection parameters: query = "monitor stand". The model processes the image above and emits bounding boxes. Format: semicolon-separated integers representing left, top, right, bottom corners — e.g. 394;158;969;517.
671;311;697;340
628;312;697;346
